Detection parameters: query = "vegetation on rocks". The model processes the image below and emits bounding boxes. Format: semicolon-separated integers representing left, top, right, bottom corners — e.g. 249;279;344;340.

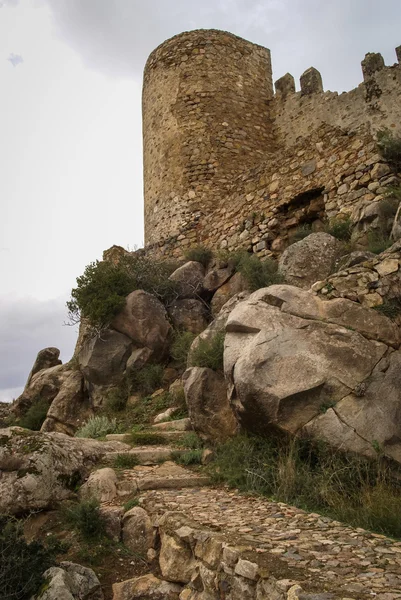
171;448;203;465
325;216;353;241
63;498;105;540
130;431;168;446
209;434;401;539
0;516;56;600
367;230;392;254
18;397;50;431
377;128;401;172
67;254;178;329
128;363;164;396
191;331;225;371
184;245;213;267
233;251;282;292
170;330;196;368
112;453;139;469
75;415;118;439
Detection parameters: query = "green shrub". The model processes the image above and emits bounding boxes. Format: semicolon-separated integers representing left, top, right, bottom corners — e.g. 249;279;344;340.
0;516;56;600
67;254;178;329
191;332;225;371
75;416;118;439
373;299;401;320
123;497;140;512
377;129;401;172
235;252;282;292
112;453;139;469
170;330;196;368
367;231;392;254
325;217;353;241
104;387;128;413
172;449;203;465
175;432;204;449
128;364;164;396
184;246;213;267
128;393;173;426
292;224;312;242
18;397;50;431
130;431;168;446
209;434;401;538
63;498;105;540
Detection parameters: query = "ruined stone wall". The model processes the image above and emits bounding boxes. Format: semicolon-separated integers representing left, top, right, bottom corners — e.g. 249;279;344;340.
275;53;401;148
143;30;274;246
143;32;401;257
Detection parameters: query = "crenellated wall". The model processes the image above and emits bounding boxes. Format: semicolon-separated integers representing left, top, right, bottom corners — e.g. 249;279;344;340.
142;31;401;257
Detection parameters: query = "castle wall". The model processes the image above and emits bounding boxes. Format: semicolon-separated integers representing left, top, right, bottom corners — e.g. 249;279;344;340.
275;62;401;148
142;30;274;246
142;31;401;259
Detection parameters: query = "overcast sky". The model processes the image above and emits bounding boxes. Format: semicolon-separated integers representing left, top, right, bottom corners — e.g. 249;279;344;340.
1;0;401;402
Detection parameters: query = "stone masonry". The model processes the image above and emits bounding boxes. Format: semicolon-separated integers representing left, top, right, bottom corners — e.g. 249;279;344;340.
142;29;401;258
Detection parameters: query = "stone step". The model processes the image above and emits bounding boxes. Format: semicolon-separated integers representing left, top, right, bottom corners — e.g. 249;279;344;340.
151;418;192;432
118;461;209;494
105;446;187;466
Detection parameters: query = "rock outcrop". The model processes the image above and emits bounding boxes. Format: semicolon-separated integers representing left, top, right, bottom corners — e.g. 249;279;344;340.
183;367;237;442
169;261;205;298
0;427;130;514
35;562;103;600
278;232;343;289
224;284;401;462
111;290;171;360
41;370;91;435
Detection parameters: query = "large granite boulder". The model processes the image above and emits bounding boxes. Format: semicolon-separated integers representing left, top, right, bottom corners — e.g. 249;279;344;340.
12;363;71;417
0;427;130;514
224;285;401;462
278;232;343;289
169;261;205;298
183;367;237;442
211;272;249;316
168;299;209;334
34;562;103;600
111;290;171;359
41;370;91;436
78;329;132;386
26;347;62;387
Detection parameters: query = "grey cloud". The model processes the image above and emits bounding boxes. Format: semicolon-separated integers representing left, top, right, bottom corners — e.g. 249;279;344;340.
45;0;401;91
0;295;77;401
7;53;23;67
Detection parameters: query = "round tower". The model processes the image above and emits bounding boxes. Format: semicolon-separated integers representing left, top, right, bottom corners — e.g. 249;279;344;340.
142;29;274;246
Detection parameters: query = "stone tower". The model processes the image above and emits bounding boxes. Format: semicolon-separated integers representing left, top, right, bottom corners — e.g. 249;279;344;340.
142;29;274;246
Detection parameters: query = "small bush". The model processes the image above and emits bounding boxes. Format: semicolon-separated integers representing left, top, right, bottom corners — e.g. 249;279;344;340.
235;252;282;292
0;516;56;600
184;245;213;267
130;431;168;446
67;254;178;329
175;432;204;449
209;434;401;538
191;332;225;371
124;497;140;512
377;129;401;172
170;330;196;368
75;416;118;439
104;387;128;413
63;498;105;540
325;217;353;241
128;364;164;396
374;299;401;320
292;224;312;242
128;393;173;426
18;397;50;431
112;453;139;469
367;231;392;254
172;449;203;465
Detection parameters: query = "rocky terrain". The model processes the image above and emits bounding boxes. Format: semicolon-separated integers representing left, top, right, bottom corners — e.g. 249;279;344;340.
2;150;401;599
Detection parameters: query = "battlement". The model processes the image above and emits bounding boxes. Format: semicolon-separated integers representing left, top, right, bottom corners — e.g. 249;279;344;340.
142;30;401;257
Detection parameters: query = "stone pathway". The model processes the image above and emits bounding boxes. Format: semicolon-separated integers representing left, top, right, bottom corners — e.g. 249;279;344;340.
137;479;401;598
